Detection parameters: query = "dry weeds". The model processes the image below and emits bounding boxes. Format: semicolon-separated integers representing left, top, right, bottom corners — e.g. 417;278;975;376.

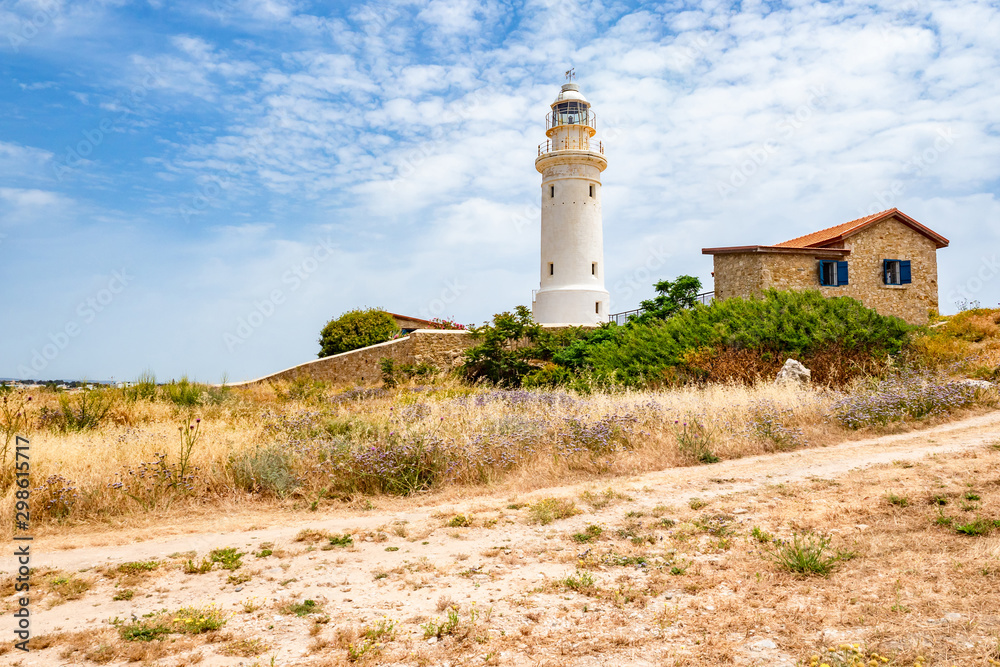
5;378;994;539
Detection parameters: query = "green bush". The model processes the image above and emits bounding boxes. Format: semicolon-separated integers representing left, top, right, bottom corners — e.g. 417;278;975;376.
51;387;115;431
161;377;229;407
460;306;544;387
228;444;298;497
123;370;158;403
567;290;911;387
527;497;580;525
380;358;438;388
632;275;703;324
318;308;399;358
161;377;202;406
763;533;855;576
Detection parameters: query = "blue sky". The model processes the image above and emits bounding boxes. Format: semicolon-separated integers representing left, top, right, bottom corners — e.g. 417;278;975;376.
2;0;999;383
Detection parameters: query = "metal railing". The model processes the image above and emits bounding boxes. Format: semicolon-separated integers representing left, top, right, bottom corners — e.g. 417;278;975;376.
608;308;643;326
537;139;604;157
546;109;597;131
608;291;714;326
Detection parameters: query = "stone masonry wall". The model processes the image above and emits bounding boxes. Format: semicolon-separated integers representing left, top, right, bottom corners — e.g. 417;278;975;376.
833;217;939;324
237;330;476;387
713;215;940;325
712;253;764;301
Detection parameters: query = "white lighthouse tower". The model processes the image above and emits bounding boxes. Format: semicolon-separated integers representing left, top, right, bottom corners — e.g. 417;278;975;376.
532;74;609;326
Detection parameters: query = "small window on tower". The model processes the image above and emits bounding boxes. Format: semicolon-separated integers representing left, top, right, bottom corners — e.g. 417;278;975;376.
548;262;554;276
592;262;597;275
589;184;594;198
550;185;555;198
595;302;600;314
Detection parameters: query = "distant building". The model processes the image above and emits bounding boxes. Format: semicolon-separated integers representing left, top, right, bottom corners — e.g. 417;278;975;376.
702;208;949;325
386;313;453;335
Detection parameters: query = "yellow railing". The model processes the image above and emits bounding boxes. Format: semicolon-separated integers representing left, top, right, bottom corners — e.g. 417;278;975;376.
537;139;604;157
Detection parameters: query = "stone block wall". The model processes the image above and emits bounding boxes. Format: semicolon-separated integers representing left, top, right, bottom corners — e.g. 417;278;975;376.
713;253;765;301
236;330;476;387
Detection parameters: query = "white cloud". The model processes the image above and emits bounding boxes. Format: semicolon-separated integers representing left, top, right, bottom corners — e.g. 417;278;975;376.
0;142;54;180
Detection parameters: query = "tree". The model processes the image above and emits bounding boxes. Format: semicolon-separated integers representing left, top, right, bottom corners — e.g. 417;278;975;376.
632;275;703;324
318;308;400;358
460;306;544;387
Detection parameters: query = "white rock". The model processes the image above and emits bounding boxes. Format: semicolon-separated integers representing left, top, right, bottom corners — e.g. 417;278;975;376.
944;612;962;622
954;379;994;390
750;639;778;651
775;359;811;385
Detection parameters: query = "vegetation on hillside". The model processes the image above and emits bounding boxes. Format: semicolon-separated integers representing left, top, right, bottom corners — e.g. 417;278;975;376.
2;281;997;533
909;307;1000;379
318;308;400;358
461;287;913;389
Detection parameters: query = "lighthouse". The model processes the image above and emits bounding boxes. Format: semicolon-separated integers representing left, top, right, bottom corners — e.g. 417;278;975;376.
532;75;609;326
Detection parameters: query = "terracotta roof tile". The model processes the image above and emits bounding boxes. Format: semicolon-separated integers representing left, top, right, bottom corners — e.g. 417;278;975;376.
702;208;949;255
773;209;898;248
773;208;949;249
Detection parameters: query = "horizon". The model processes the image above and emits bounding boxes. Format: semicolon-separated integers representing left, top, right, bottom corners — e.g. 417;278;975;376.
2;1;999;383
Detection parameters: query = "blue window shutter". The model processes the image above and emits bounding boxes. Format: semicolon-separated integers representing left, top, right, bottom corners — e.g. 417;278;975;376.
818;261;827;285
900;260;912;284
883;259;890;284
837;261;849;286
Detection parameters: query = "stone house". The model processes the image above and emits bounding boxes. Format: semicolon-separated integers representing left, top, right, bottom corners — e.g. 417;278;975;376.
702;208;949;325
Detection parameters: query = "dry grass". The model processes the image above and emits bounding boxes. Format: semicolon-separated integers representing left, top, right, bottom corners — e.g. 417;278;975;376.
2;373;995;537
914;308;1000;377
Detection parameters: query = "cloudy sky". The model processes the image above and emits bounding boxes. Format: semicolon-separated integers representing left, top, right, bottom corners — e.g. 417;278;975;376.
1;0;998;383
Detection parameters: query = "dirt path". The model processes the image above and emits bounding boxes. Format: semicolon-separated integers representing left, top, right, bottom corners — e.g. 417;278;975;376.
8;410;1000;666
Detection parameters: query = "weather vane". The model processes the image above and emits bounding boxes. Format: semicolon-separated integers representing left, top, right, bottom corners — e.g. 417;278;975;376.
565;67;575;82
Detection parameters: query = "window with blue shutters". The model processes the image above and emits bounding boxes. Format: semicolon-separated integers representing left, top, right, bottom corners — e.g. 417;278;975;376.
819;260;849;286
883;259;911;285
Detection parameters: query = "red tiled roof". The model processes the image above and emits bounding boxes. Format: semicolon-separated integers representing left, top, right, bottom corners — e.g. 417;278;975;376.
774;208;949;249
386;313;446;329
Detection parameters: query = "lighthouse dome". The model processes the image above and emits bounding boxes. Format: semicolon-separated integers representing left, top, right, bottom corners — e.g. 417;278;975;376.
553;82;588;105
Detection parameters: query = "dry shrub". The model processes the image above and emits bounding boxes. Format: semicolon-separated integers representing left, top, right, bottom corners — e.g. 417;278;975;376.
679;344;886;386
942;310;1000;342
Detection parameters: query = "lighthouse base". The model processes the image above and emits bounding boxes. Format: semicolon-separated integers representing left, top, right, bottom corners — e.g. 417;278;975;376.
532;287;610;326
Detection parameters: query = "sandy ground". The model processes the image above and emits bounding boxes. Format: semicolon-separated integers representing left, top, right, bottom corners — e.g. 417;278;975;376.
5;409;1000;666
